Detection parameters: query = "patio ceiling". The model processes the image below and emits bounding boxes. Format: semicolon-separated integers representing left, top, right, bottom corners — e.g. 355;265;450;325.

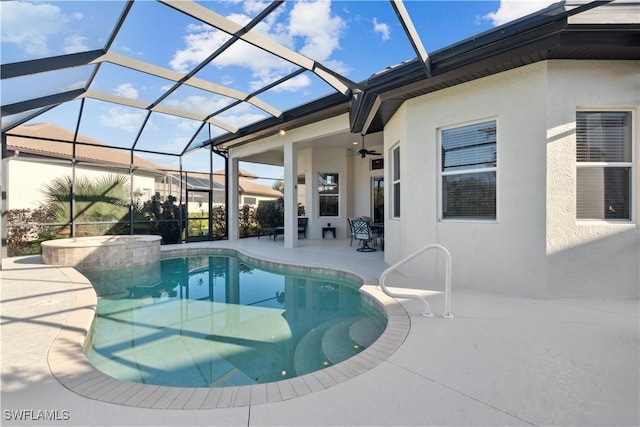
1;0;638;171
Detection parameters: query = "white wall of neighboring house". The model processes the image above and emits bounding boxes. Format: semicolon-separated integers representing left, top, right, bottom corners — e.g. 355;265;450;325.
384;60;639;298
6;157;157;211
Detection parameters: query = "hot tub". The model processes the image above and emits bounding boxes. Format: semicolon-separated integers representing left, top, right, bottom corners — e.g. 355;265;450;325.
41;235;161;272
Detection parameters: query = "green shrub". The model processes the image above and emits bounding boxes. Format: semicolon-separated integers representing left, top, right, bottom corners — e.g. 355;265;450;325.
255;198;284;228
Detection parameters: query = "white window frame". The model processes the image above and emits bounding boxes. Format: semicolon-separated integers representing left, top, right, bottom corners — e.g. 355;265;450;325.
318;172;339;217
391;144;400;219
438;118;498;222
576;109;635;223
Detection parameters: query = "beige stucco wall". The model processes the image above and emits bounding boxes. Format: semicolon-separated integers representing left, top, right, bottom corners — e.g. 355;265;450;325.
349;139;384;221
385;61;549;297
545;60;640;297
385;60;639;298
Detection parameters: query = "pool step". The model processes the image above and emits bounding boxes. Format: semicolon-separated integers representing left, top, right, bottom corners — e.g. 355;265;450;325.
349;316;386;348
293;321;336;376
321;316;363;365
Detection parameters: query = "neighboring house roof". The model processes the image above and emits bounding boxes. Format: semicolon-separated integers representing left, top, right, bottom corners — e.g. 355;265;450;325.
212;169;283;198
172;169;282;199
5;123;166;172
5;122;281;198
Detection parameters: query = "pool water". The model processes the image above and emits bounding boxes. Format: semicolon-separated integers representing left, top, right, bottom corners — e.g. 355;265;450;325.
85;254;386;387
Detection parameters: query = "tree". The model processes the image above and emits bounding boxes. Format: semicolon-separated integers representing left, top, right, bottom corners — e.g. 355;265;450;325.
272;180;284;193
142;193;183;244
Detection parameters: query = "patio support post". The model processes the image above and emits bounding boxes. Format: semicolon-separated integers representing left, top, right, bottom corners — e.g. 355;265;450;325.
228;157;240;240
0;133;7;267
283;141;298;248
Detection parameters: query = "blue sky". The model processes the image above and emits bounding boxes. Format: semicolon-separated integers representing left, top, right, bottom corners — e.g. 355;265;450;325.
1;0;556;179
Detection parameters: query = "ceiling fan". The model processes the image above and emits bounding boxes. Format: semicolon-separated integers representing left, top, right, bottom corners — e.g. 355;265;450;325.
358;134;381;158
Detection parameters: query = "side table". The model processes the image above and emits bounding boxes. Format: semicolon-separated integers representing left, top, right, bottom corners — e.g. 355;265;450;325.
322;227;336;239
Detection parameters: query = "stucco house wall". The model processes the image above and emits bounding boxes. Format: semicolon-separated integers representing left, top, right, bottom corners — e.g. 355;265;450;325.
545;60;640;297
349;142;384;221
384;60;639;298
310;147;349;239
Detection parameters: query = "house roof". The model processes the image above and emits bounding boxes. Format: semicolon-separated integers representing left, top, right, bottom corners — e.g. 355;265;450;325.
211;170;283;198
2;1;638;157
5;122;166;172
349;0;640;135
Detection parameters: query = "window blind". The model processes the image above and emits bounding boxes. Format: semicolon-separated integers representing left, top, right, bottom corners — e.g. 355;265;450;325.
576;111;632;220
577;112;631;163
442;121;496;172
441;120;497;219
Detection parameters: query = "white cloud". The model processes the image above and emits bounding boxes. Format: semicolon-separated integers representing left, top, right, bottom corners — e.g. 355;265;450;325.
114;83;139;99
64;35;89;54
170;0;347;93
372;17;391;41
483;0;557;26
165;95;233;113
241;0;271;17
289;0;345;61
99;106;146;133
269;74;312;92
1;1;68;56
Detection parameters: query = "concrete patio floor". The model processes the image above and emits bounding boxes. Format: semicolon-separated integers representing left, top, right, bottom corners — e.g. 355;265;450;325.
1;237;638;426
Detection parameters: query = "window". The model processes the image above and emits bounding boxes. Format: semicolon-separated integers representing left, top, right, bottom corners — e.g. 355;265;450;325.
392;146;400;218
372;176;384;223
243;196;257;205
318;173;339;216
371;158;384;170
440;120;497;219
577;111;632;220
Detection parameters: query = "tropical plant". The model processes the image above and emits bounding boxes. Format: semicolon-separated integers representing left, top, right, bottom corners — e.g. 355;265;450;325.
255;197;284;228
6;207;57;256
212;205;226;239
41;175;131;236
238;204;259;237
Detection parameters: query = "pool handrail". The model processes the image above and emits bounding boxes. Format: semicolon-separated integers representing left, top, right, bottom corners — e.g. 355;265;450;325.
378;243;453;318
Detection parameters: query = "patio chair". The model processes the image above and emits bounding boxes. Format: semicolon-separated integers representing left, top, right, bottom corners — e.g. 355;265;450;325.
359;216;380;247
347;217;358;246
351;218;376;252
298;217;308;239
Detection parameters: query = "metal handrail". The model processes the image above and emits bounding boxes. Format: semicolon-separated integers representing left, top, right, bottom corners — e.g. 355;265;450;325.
379;244;453;318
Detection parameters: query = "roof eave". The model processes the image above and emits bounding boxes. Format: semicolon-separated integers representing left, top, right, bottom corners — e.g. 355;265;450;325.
356;21;640;135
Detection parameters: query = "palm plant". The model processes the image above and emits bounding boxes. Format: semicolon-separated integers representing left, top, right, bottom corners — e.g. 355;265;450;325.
42;175;131;236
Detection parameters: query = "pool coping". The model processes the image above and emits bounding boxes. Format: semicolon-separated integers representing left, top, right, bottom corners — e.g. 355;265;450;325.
47;247;411;409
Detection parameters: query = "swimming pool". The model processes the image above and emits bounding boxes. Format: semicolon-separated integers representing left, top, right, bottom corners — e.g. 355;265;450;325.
84;253;386;387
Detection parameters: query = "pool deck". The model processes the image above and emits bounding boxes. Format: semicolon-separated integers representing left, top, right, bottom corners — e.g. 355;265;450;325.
1;237;638;426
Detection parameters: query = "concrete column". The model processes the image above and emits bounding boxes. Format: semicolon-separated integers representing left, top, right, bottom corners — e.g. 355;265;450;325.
284;142;298;248
228;157;240;241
